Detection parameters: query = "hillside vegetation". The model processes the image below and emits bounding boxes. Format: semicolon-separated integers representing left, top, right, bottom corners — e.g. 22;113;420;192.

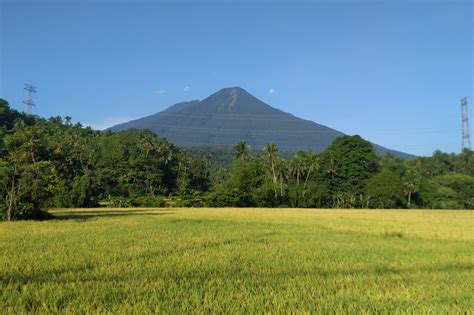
1;98;473;221
1;208;472;313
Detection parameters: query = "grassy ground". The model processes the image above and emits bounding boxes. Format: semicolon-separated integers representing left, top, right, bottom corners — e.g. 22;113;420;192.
1;208;473;313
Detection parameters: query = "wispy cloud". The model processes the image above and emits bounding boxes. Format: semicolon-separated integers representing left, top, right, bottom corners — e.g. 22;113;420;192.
183;86;191;92
155;89;166;94
268;88;279;96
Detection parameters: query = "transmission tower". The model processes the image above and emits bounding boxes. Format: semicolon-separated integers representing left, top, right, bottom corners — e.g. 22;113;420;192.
23;83;37;115
461;97;471;150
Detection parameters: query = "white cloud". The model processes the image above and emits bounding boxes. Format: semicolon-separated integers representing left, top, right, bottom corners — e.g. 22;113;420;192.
268;88;279;96
155;89;166;94
84;116;135;131
183;86;191;92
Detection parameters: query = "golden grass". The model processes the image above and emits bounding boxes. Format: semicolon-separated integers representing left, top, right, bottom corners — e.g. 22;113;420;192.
1;208;473;313
50;207;474;240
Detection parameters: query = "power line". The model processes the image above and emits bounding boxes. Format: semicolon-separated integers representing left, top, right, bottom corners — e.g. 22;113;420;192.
23;83;37;115
461;97;471;150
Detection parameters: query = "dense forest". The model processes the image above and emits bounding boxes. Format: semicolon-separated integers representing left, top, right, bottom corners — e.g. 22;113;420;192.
1;98;473;220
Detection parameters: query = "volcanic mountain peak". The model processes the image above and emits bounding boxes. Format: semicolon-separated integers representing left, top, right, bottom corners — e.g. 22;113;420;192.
110;87;415;159
196;86;277;115
226;88;239;111
204;87;248;102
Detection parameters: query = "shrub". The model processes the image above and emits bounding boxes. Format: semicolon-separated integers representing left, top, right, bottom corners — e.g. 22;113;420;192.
105;196;165;208
130;196;166;207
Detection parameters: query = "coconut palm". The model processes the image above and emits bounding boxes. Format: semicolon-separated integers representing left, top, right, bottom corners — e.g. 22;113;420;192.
264;143;279;184
234;140;250;161
275;157;288;197
302;150;319;190
326;154;338;180
290;152;305;186
137;134;155;159
403;166;421;208
403;182;415;208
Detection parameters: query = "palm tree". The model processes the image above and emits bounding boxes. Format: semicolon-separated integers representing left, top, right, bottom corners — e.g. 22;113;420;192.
138;134;155;159
303;150;319;191
275;158;288;197
403;182;415;208
326;154;338;181
264;143;279;184
403;166;421;208
159;144;176;166
234;140;249;161
290;152;305;186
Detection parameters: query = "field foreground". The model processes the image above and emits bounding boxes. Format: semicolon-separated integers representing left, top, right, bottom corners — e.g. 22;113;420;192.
1;208;473;313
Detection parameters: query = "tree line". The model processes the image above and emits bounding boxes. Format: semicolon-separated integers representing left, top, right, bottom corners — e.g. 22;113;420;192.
1;98;473;220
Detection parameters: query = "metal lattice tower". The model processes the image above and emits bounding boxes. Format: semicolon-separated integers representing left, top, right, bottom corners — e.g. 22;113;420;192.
23;83;37;115
461;97;471;150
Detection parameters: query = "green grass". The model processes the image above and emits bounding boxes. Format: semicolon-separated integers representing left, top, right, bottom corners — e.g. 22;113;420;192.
1;208;473;313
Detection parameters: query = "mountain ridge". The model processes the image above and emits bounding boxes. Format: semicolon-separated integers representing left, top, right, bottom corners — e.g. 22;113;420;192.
110;87;415;159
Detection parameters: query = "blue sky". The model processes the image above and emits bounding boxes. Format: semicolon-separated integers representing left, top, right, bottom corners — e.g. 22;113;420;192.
1;0;472;156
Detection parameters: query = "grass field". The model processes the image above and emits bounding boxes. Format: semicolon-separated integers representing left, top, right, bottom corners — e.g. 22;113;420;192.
1;208;473;313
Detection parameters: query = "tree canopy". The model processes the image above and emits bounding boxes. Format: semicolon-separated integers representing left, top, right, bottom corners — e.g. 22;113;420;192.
1;98;473;220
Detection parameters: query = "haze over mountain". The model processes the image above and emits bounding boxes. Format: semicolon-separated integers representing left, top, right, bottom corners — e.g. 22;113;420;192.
110;87;414;159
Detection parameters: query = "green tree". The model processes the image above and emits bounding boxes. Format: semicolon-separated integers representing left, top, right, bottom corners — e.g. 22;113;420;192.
434;186;462;209
289;152;305;186
234;140;250;161
403;165;422;208
302;150;319;192
379;153;405;177
364;169;404;209
433;173;474;209
0;154;54;220
275;157;288;198
319;135;379;207
212;157;265;207
264;143;279;184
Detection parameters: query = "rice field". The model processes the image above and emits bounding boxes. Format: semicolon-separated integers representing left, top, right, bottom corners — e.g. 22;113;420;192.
1;208;473;313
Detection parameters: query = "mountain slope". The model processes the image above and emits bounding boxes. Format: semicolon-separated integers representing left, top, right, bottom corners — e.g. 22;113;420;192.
110;87;414;159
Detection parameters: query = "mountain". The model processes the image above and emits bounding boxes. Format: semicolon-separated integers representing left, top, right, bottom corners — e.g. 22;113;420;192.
110;87;415;159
